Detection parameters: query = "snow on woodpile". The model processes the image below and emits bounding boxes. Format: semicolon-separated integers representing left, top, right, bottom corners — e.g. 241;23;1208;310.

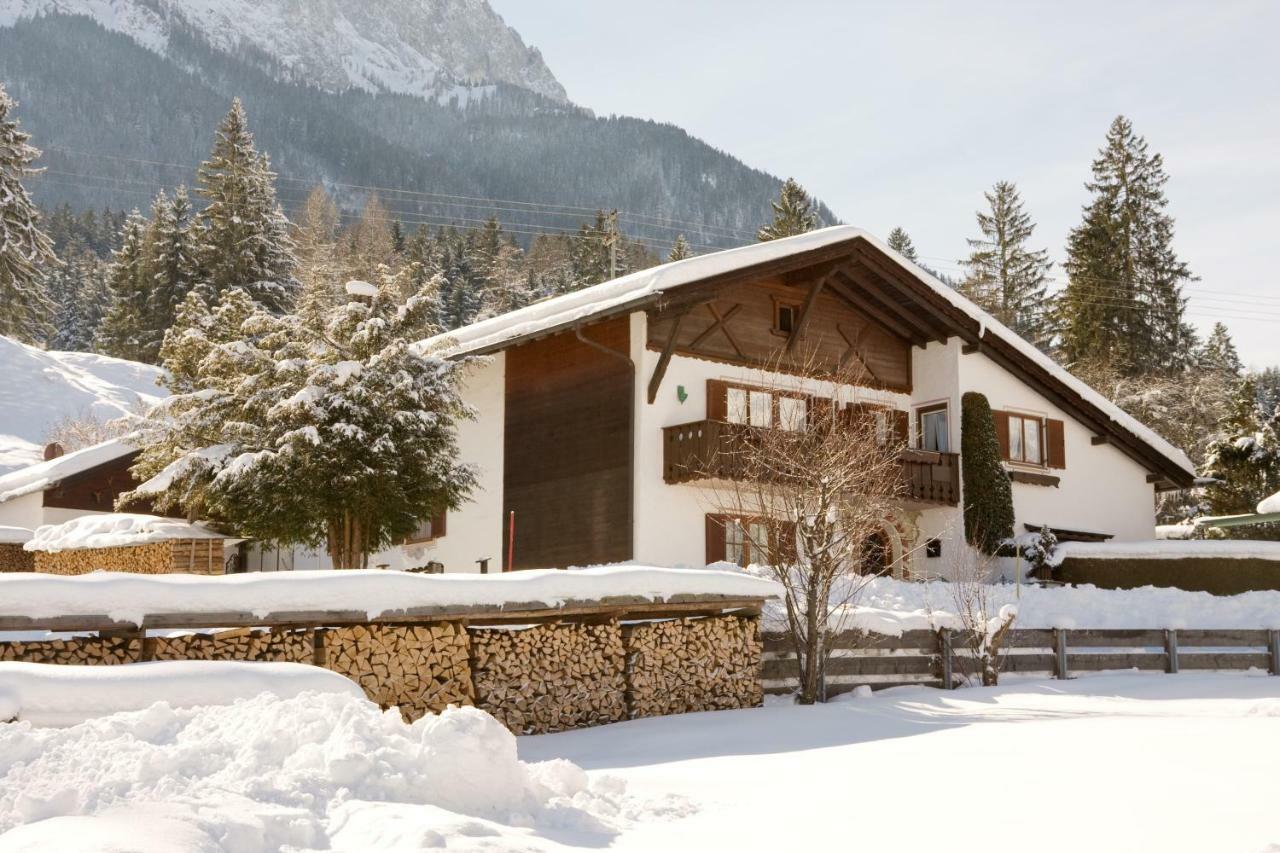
787;574;1280;636
0;690;657;851
24;513;225;554
0;335;166;476
0;566;782;624
0;439;137;504
0;660;363;726
0;526;31;545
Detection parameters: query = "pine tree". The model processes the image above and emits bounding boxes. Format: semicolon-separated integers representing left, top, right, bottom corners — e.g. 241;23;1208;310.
758;178;820;241
1197;322;1242;378
0;83;58;343
1202;377;1280;537
196;99;298;311
886;227;918;262
95;211;149;361
568;211;626;290
668;234;692;262
1060;116;1195;376
959;181;1054;350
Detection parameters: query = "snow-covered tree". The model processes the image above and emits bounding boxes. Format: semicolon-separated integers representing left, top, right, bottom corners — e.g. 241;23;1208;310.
1201;378;1280;538
886;227;919;262
126;277;476;569
196;99;298;311
95;210;149;361
959;181;1054;350
668;234;692;262
138;187;199;362
758;178;820;241
1060;116;1195;376
294;185;344;329
1197;322;1242;378
47;247;107;351
0;83;57;343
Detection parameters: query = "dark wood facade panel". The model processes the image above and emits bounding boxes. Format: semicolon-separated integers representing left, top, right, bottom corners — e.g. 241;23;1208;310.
43;451;155;514
503;317;633;570
646;265;912;392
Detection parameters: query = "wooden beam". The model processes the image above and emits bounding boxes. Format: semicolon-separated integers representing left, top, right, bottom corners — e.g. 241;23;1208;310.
836;267;946;345
1146;473;1163;484
1091;435;1109;446
836;323;882;382
825;275;925;345
784;273;828;354
962;342;982;355
844;261;950;344
686;302;744;354
647;310;687;404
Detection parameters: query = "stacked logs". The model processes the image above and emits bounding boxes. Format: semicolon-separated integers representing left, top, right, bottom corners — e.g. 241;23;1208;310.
0;635;140;665
151;628;314;663
623;615;763;718
33;542;173;575
323;623;473;721
0;544;33;572
469;622;626;735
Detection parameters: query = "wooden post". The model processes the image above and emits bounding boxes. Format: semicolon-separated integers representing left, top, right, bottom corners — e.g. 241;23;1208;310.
1054;628;1068;680
939;629;954;689
1165;629;1179;674
312;628;327;667
1270;630;1280;676
506;511;516;573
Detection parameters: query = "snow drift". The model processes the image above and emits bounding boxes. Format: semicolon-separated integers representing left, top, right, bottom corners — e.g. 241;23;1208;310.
0;691;663;851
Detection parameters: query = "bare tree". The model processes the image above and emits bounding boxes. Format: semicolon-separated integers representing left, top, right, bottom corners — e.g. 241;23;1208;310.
693;353;909;704
947;543;1017;686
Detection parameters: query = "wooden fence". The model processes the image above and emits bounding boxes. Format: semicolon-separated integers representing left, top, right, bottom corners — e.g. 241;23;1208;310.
763;627;1280;696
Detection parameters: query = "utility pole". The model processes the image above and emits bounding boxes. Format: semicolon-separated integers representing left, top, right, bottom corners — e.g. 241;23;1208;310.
605;209;619;280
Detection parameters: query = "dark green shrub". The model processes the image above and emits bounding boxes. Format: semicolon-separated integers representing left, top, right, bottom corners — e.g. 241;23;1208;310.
961;391;1015;554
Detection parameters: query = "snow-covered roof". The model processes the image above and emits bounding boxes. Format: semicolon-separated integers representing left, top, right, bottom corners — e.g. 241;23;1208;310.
1258;491;1280;515
24;513;227;553
419;225;1194;479
0;439;138;505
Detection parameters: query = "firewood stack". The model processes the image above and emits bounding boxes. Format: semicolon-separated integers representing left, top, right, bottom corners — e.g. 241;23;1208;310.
623;615;763;718
323;623;474;721
469;621;627;734
29;540;225;575
0;544;33;572
151;628;314;663
0;635;140;665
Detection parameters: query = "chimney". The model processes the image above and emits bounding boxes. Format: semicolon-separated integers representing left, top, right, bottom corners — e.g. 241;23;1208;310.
43;442;65;461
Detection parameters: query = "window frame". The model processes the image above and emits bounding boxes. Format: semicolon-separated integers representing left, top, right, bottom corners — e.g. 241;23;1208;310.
716;380;810;433
402;510;447;545
771;296;803;338
1006;411;1047;466
916;402;950;453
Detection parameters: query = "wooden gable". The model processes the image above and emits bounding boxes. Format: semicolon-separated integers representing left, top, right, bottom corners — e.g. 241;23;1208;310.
645;261;913;392
43;450;154;514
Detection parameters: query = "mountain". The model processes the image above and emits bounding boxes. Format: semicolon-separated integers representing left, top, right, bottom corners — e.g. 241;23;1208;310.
0;2;835;252
1;0;567;103
0;335;167;475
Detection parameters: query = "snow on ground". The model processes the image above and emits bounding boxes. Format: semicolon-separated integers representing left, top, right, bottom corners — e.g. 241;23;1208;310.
521;673;1280;853
0;661;364;726
1049;538;1280;563
0;566;781;625
0;690;683;852
0;336;165;475
762;572;1280;635
24;513;225;553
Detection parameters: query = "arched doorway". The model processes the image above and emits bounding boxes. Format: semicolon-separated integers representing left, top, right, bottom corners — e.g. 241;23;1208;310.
860;529;892;577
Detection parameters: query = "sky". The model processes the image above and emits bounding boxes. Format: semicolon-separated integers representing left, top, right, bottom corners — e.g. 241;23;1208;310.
490;0;1280;368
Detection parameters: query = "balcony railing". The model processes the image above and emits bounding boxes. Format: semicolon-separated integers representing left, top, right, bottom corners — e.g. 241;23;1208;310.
661;419;959;506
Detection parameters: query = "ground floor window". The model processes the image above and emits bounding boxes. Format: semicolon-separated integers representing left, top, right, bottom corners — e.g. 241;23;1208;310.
403;509;447;544
706;514;794;566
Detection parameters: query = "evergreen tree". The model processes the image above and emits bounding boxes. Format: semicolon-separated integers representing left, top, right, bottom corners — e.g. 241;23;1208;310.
568;211;625;290
0;83;58;343
47;245;107;351
294;186;344;329
1197;322;1242;378
668;234;692;262
140;187;199;362
1202;377;1280;537
95;210;149;361
758;178;820;241
1059;116;1195;376
127;279;477;570
886;227;918;262
959;181;1054;350
196;99;298;311
960;391;1015;554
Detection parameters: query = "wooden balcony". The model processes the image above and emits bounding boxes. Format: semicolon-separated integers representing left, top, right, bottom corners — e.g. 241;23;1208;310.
662;419;959;506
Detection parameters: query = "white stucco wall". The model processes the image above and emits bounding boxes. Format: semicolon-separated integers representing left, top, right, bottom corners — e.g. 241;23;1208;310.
0;492;45;531
960;350;1157;542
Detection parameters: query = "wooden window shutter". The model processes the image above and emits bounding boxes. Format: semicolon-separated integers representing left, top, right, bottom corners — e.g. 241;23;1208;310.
707;379;728;421
432;509;447;538
1046;419;1066;469
809;395;833;429
848;402;875;430
891;410;910;445
705;514;727;564
992;410;1012;460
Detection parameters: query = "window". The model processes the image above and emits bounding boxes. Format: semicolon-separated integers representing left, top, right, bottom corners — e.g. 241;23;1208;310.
1008;414;1043;464
778;396;808;432
727;387;749;424
724;518;771;566
917;404;950;452
749;390;774;428
773;299;801;336
404;510;447;544
711;380;807;432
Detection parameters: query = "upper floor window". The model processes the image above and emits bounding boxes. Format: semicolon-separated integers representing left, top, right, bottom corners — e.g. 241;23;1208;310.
993;409;1067;469
1008;414;1043;464
718;381;807;432
772;298;802;336
917;404;950;452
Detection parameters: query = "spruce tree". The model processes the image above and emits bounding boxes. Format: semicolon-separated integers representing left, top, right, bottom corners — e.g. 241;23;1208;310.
95;211;149;361
0;83;57;343
1202;377;1280;538
1197;322;1242;378
758;178;820;241
140;187;199;362
886;227;919;262
47;245;106;351
668;234;692;262
196;99;298;311
1060;116;1194;376
294;186;344;329
959;181;1054;350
